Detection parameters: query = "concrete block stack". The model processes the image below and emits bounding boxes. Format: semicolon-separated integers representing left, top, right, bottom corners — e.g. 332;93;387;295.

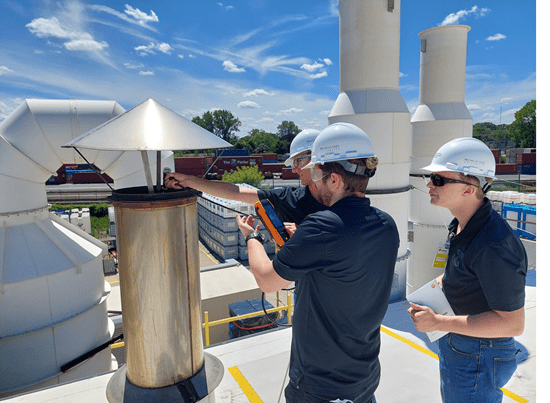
197;183;276;262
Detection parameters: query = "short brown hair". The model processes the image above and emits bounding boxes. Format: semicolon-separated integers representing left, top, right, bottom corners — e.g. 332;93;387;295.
320;157;378;193
458;173;493;199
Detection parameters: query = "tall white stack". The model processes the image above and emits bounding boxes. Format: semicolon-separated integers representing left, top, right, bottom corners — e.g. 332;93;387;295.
408;25;473;294
329;0;411;300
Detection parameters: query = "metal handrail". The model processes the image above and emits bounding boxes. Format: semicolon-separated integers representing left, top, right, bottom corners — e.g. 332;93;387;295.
111;294;293;349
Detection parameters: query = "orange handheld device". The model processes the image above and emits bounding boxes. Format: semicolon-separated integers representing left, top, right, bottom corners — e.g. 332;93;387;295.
254;199;290;247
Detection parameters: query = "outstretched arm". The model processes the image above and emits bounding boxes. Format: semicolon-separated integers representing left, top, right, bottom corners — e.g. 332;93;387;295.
165;172;260;205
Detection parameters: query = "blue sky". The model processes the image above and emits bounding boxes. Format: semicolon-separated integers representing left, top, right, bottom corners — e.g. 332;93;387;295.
0;0;537;136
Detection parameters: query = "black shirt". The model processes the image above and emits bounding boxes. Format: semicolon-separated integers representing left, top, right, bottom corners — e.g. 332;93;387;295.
443;199;527;316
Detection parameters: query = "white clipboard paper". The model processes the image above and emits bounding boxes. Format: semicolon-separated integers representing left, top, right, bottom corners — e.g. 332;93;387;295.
406;279;456;342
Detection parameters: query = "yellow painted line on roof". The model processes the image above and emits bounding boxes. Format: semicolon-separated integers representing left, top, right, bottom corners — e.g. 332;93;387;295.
502;389;529;403
108;279;119;285
381;326;439;360
199;245;219;264
228;366;263;403
381;326;528;402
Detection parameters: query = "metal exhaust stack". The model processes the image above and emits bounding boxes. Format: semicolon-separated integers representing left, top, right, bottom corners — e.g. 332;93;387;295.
64;98;231;402
408;25;472;295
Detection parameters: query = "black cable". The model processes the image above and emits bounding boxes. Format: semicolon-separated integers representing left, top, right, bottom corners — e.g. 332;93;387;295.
70;147;115;191
261;291;293;327
60;332;123;372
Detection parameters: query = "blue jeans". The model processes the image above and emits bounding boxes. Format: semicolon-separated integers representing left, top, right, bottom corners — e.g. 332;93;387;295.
438;333;519;403
284;380;376;403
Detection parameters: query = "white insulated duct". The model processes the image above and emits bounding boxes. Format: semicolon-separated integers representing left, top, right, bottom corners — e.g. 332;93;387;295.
0;99;173;396
407;25;472;295
329;0;411;300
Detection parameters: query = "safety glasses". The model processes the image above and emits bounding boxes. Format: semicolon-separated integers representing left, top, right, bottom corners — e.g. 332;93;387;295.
292;155;310;169
429;173;477;187
310;167;330;182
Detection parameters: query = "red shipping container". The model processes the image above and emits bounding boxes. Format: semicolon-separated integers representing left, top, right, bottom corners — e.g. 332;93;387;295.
210;156;263;175
175;157;207;170
495;164;518;175
263;163;285;173
517;153;536;164
490;149;499;163
71;172;113;183
281;168;299;179
253;153;277;161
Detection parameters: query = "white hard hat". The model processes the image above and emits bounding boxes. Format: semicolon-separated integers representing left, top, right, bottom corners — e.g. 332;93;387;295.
422;137;496;190
284;128;321;166
304;123;376;175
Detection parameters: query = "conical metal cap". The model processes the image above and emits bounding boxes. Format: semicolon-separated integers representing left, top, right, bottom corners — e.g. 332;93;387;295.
64;98;231;151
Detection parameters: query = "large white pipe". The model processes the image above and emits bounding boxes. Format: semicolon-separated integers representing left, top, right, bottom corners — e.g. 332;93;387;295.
408;25;472;295
0;99;174;396
331;0;411;301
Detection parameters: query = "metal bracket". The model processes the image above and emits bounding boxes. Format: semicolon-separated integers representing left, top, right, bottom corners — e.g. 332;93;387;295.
388;0;394;12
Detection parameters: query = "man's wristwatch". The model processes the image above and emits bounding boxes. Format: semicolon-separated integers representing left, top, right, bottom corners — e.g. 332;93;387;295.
245;232;265;244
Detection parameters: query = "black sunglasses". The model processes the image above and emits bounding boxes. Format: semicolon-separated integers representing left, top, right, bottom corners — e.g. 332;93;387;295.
429;173;477;187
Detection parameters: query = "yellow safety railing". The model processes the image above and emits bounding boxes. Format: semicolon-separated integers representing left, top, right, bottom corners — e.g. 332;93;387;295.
204;293;292;346
111;293;293;350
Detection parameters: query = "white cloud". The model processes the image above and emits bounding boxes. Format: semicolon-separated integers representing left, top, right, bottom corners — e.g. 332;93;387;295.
243;89;275;97
217;3;234;11
178;54;184;59
223;60;246;73
399;71;407;77
301;61;324;72
500;97;513;103
279;108;304;115
25;15;116;67
124;5;158;26
323;58;333;66
238;101;261;109
158;43;174;54
124;62;144;69
467;104;483;110
440;6;490;26
135;42;174;56
64;39;108;51
87;4;158;33
26;17;108;53
188;54;196;58
139;70;154;75
0;66;14;75
329;0;339;17
487;33;506;41
309;71;328;79
502;108;519;118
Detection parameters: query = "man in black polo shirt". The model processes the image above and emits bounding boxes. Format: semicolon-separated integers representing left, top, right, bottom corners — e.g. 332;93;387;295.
408;137;527;403
236;123;399;403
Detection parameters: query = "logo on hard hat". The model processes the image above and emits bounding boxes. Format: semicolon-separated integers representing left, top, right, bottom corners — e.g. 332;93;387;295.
464;158;485;167
320;145;340;153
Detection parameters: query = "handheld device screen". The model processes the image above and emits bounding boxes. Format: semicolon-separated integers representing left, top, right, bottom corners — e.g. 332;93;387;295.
261;200;285;229
254;200;290;247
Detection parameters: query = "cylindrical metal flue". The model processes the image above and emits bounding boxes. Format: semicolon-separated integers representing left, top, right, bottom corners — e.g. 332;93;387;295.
106;187;223;402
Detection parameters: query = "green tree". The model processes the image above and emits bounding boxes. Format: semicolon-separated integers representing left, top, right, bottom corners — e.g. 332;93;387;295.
233;129;287;154
192;110;241;143
222;165;265;188
276;120;300;143
509;100;536;148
